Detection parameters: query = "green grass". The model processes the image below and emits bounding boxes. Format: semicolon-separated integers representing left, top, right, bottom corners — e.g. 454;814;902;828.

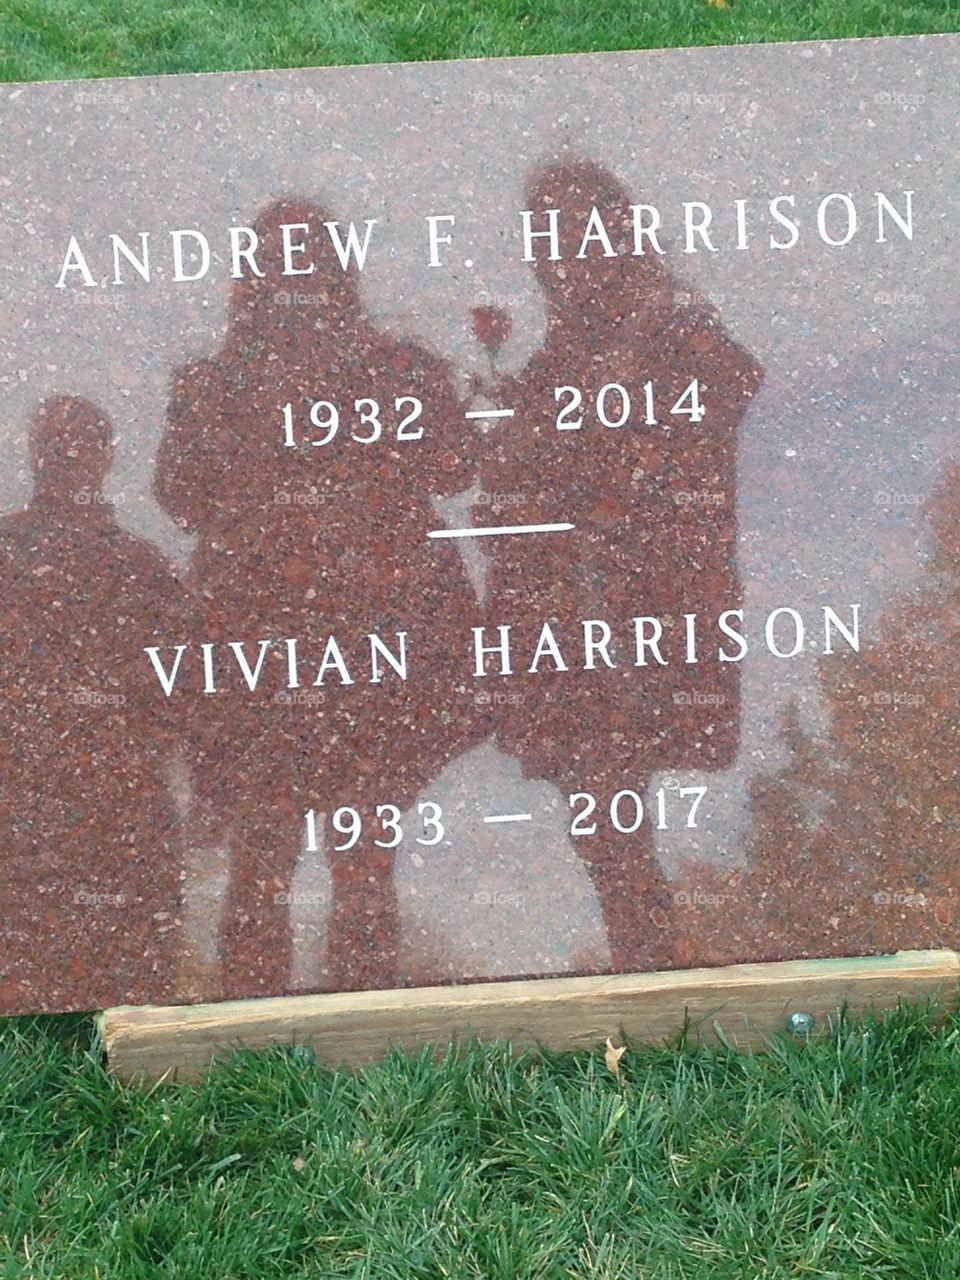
4;1004;960;1277
1;0;958;82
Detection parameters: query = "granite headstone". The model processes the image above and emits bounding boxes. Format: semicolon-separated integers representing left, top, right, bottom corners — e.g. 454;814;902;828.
0;34;957;1012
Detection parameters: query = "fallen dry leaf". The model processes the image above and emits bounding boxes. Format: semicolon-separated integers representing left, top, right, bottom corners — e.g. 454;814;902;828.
604;1037;626;1078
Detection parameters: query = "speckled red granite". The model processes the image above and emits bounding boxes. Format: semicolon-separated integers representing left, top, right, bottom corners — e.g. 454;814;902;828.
0;35;958;1013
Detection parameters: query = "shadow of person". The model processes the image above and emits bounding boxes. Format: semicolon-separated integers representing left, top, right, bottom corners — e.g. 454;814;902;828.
475;159;763;974
0;396;187;1012
155;197;488;997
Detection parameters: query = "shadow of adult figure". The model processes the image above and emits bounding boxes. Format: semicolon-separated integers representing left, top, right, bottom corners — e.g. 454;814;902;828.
475;159;763;974
0;396;186;1012
155;198;487;997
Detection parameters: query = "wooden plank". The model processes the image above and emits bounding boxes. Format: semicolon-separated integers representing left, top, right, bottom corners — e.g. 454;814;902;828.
100;949;960;1083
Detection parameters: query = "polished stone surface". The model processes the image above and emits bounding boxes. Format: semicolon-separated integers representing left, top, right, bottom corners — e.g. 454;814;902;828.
0;35;958;1012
